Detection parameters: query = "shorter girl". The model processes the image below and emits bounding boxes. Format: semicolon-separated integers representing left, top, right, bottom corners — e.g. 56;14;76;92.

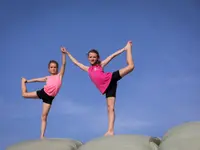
21;46;67;139
64;41;134;136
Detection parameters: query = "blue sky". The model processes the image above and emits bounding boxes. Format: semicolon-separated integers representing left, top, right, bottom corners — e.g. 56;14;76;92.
0;0;200;149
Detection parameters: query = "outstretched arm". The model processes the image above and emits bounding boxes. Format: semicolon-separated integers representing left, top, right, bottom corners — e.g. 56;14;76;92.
63;50;89;72
26;77;47;83
59;47;67;80
101;48;126;68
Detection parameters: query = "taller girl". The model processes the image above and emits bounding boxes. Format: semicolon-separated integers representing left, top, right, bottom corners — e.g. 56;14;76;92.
65;41;134;136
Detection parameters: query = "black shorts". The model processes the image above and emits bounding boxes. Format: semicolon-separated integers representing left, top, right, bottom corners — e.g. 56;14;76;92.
36;88;54;105
104;70;122;98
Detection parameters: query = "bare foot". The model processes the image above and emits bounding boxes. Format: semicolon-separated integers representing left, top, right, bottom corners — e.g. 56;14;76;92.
40;136;45;139
124;41;133;64
104;131;114;136
124;41;132;50
21;78;26;85
128;40;132;45
21;77;27;97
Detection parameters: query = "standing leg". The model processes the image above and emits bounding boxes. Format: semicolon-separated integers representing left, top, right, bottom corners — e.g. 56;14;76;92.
119;41;134;77
40;102;51;139
104;41;134;136
21;78;38;98
105;97;116;136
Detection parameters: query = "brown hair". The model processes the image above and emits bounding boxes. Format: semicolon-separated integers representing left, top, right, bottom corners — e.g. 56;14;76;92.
87;49;101;65
48;60;59;68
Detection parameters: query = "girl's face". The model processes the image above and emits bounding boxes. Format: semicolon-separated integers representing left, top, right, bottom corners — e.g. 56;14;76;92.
48;63;58;75
88;52;98;65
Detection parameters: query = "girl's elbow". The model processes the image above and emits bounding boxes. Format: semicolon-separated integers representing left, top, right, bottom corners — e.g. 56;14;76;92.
101;61;105;66
75;63;80;67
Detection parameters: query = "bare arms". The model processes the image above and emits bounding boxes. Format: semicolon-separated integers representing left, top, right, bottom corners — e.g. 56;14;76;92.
23;47;67;83
23;46;127;82
64;47;126;72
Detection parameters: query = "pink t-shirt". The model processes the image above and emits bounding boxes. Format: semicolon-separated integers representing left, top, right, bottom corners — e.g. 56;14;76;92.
44;73;62;97
88;65;112;94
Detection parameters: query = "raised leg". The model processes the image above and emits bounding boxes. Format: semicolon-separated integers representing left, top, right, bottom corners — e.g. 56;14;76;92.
21;78;38;98
119;41;134;77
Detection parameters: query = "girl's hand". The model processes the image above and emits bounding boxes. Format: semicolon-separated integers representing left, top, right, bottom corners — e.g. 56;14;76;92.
61;46;69;54
122;47;127;51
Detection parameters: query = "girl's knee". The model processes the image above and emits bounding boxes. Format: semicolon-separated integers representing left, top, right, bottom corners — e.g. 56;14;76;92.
41;114;47;121
107;105;115;112
22;92;27;98
128;64;134;72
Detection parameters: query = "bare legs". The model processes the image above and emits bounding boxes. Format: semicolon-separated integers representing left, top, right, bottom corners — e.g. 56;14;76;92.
104;41;134;136
104;97;115;136
119;41;134;77
21;78;38;98
21;78;51;139
40;103;51;139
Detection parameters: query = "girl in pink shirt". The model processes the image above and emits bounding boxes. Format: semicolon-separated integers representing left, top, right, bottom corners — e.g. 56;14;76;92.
64;41;134;136
21;47;68;139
